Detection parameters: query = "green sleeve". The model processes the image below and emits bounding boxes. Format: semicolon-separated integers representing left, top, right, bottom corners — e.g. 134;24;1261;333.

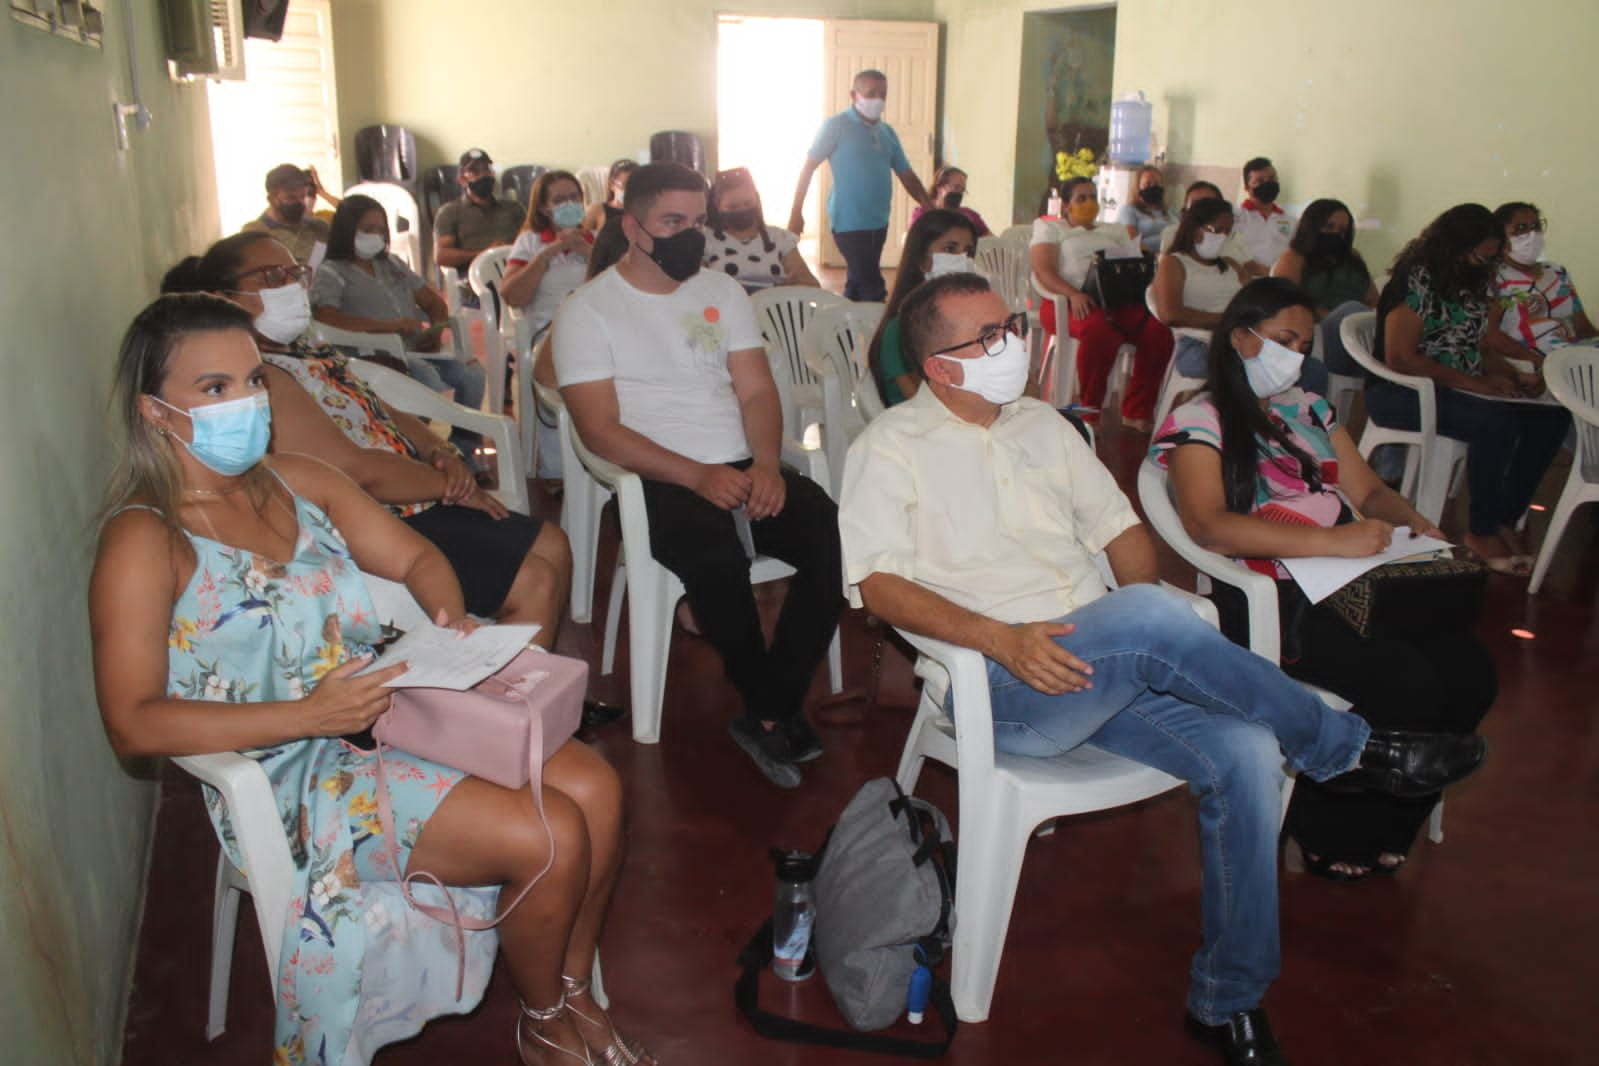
877;316;909;406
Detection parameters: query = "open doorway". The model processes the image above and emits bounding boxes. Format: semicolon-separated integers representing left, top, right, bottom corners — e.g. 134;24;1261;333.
716;16;824;265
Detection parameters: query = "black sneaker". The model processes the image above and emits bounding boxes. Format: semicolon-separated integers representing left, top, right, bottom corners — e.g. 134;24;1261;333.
779;716;824;763
728;718;802;789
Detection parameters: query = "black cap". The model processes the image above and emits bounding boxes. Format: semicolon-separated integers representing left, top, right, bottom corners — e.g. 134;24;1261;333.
458;148;493;170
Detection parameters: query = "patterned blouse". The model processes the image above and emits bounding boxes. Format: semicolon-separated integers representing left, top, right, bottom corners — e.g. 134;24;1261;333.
1495;260;1585;356
701;225;799;292
1151;388;1353;578
1376;264;1488;376
264;340;431;517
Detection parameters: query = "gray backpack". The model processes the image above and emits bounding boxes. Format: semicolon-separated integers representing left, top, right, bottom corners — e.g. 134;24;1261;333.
736;777;958;1056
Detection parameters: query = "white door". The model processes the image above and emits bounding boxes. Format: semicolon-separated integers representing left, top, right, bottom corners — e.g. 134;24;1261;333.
818;20;939;269
208;0;341;234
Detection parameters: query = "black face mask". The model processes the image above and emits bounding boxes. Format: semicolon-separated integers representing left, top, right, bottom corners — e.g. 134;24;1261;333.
720;208;761;232
276;200;306;224
467;175;496;200
942;190;965;209
639;226;706;282
1138;184;1165;206
1251;180;1280;204
1312;231;1348;259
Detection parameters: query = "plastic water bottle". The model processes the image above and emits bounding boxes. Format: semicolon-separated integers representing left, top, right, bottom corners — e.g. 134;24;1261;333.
906;954;932;1023
1108;91;1154;165
770;849;816;982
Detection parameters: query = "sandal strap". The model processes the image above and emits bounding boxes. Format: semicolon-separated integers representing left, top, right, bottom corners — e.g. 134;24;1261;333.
561;974;592;998
521;995;568;1022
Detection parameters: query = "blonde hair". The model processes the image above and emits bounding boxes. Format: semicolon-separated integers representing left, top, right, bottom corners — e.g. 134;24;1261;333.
101;294;271;532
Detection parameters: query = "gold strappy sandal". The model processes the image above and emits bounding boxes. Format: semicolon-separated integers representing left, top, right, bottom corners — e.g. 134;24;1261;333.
561;974;658;1066
517;996;596;1066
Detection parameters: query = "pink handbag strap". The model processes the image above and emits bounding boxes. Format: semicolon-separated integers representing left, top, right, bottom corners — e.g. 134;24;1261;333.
373;672;556;1001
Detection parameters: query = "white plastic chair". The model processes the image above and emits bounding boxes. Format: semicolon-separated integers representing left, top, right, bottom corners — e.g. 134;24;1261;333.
345;358;529;515
1145;285;1209;433
468;246;514;418
563;417;842;743
1340;311;1467;525
538;381;610;624
999;223;1034;243
803;301;885;498
1530;344;1599;593
892;579;1222;1021
1313;320;1363;427
309;315;476;370
1046;293;1135;410
974;236;1047;377
751;287;848;442
576;165;611;209
439;265;463;314
345;181;425;275
1135;461;1445;840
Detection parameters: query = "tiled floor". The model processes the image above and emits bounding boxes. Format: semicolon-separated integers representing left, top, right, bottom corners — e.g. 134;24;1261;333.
121;396;1599;1064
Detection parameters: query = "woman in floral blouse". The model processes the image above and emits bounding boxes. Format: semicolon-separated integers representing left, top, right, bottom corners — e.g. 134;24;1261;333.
1364;203;1570;575
90;294;655;1066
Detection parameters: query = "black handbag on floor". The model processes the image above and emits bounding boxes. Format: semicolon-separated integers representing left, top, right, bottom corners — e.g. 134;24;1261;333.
1324;557;1487;639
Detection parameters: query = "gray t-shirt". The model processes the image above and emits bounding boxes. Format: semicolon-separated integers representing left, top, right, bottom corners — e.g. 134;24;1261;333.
310;256;427;321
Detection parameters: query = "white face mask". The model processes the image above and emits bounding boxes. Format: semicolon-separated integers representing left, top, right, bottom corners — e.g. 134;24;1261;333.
927;253;976;279
1242;330;1305;398
254;282;312;345
353;232;387;260
1195;231;1228;260
855;96;887;122
1509;230;1544;265
935;330;1030;405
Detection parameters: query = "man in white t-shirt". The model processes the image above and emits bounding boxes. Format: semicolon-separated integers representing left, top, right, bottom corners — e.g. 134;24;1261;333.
1233;156;1296;269
553;163;844;789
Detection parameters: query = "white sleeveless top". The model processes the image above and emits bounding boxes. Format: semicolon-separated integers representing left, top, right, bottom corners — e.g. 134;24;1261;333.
1174;252;1243;314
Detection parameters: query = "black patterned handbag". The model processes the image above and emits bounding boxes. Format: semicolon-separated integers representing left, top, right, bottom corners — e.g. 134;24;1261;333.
1324;557;1487;639
1084;249;1156;312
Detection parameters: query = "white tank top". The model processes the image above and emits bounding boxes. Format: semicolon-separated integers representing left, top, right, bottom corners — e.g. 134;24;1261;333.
1174;252;1243;314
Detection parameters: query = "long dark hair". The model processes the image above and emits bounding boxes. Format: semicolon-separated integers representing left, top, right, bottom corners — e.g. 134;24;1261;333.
325;194;386;262
1169;197;1234;259
706;167;775;252
866;209;977;402
1288;198;1369;287
1202;278;1322;514
1390;203;1500;299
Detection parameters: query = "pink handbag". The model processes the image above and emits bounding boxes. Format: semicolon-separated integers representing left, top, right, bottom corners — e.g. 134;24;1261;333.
370;647;588;996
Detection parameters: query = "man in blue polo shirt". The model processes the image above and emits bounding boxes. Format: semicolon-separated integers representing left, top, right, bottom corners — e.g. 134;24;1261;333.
788;69;932;301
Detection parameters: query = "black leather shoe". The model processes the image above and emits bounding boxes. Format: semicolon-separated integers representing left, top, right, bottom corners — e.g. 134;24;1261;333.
1324;730;1487;798
581;699;625;730
1186;1008;1290;1066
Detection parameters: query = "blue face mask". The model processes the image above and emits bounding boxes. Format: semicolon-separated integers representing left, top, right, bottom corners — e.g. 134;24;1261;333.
157;392;272;475
551;200;585;230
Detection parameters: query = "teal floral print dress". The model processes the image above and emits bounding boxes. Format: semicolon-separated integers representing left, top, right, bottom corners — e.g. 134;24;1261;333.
148;482;499;1065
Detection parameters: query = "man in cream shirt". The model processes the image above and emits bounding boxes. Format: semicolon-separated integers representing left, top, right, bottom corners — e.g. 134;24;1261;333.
836;272;1485;1066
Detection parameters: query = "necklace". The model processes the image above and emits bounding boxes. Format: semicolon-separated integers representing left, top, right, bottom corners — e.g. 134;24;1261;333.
183;482;247;498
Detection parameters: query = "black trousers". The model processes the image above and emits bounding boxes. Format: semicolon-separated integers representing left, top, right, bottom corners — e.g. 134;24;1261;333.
640;463;843;722
832;228;889;302
1214;582;1496;862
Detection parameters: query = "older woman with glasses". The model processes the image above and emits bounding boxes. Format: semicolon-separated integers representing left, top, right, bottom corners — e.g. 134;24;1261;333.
702;167;820;293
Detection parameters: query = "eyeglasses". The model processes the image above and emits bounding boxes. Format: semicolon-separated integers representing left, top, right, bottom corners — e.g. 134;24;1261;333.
930;313;1028;358
232;263;312;289
1506;217;1547;237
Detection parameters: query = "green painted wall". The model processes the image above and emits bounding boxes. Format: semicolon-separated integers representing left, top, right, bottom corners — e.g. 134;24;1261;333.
940;0;1597;289
1014;7;1115;224
329;0;938;185
0;4;219;1063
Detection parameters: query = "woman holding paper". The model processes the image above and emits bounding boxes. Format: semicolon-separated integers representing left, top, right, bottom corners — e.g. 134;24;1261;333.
90;294;656;1066
1153;278;1495;883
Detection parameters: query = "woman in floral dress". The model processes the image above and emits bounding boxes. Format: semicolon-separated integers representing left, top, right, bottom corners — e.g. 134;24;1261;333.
89;294;655;1066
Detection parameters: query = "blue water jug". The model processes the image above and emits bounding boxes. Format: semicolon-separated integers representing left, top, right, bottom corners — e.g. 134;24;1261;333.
1108;92;1153;165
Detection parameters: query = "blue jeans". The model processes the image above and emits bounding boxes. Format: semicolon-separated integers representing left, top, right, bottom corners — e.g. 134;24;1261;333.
404;353;487;458
833;227;888;302
1364;381;1571;536
1174;334;1330;397
983;584;1370;1023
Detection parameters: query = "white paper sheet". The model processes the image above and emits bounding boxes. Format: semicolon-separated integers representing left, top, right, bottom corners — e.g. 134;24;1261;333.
1279;527;1454;604
357;622;541;689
